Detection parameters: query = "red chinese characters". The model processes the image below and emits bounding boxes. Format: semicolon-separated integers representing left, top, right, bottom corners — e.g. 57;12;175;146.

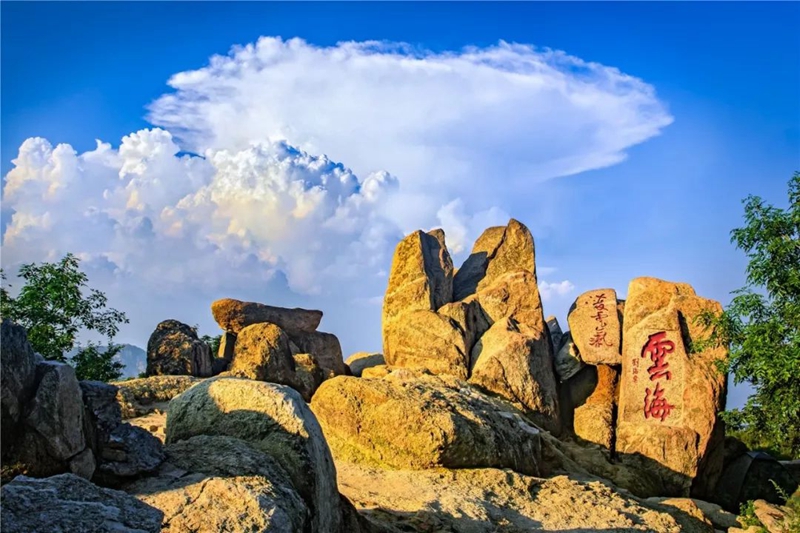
588;293;614;348
640;331;676;422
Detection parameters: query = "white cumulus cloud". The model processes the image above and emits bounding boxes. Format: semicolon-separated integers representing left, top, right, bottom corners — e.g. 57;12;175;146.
2;37;670;353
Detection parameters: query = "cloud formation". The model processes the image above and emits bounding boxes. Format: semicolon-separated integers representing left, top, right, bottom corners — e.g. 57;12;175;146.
2;37;672;351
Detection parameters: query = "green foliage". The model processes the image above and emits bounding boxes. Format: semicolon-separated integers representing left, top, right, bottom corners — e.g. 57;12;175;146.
739;500;767;531
71;343;125;382
1;254;128;382
201;334;222;356
697;172;800;458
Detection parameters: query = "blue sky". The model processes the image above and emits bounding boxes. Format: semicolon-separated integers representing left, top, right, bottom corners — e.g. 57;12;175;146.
2;2;798;409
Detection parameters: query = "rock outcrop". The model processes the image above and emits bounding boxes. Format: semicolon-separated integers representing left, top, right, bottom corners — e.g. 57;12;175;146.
1;320;38;434
1;473;163;533
166;377;341;532
616;277;728;497
146;319;213;377
382;230;455;369
337;461;713;533
127;435;309;533
288;330;347;377
292;353;325;401
379;220;561;433
311;372;545;476
212;298;323;335
114;375;201;419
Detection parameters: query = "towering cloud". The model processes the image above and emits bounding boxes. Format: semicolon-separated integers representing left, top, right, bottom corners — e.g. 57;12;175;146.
2;37;672;351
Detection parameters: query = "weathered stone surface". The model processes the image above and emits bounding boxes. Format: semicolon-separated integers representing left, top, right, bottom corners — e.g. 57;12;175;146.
573;364;618;449
546;315;564;353
293;353;325;401
753;499;795;533
469;318;560;434
311;373;545;476
383;230;454;323
541;431;665;497
146;319;213;377
382;229;454;364
96;423;164;485
554;331;584;381
1;473;162;533
1;320;37;426
228;322;296;384
681;499;742;530
644;497;716;531
568;288;622;365
114;375;200;419
383;309;471;379
338;461;712;533
79;381;122;452
127;435;309;533
453;219;535;300
68;448;96;480
345;352;384;377
25;362;86;462
166;377;341;532
617;277;728;497
470;270;542;328
288;330;347;377
438;299;488;357
211;297;322;335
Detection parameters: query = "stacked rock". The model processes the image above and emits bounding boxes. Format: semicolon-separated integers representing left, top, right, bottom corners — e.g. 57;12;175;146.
210;298;347;401
381;219;561;434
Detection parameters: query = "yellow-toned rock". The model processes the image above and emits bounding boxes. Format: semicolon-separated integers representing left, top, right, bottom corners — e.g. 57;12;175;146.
311;373;545;476
616;277;727;498
568;288;622;365
211;298;322;335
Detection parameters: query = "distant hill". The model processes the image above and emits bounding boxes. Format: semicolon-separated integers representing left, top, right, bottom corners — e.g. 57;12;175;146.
66;344;146;379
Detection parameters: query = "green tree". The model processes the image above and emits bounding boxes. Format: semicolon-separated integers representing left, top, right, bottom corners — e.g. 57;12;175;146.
201;333;222;356
1;253;128;381
698;172;800;458
72;343;126;382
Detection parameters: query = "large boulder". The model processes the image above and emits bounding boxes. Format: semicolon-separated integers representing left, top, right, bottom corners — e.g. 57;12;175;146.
79;381;122;452
288;330;347;377
452;219;535;300
573;364;618;449
345;352;384;377
616;277;728;498
94;423;164;486
113;375;200;419
146;319;213;377
228;322;297;385
568;288;622;365
311;372;545;476
337;461;713;533
469;318;560;434
382;229;454;359
166;377;341;532
127;435;309;533
19;362;89;478
1;473;162;533
1;320;38;427
469;270;542;327
211;298;323;335
383;309;472;379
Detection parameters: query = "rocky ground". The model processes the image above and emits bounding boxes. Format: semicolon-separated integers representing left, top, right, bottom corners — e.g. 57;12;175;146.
2;218;798;532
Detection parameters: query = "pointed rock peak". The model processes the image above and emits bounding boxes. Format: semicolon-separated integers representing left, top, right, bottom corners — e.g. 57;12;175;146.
453;219;536;301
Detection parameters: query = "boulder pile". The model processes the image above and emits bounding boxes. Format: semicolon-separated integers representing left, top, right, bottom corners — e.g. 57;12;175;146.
1;320;164;486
